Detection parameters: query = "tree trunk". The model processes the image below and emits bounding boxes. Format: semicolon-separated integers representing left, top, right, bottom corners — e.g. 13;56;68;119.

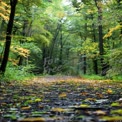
83;54;86;74
0;0;18;74
82;16;87;74
91;14;98;74
0;20;6;40
94;0;104;75
59;26;63;65
117;0;122;35
0;20;6;62
93;59;98;74
49;19;62;59
18;20;29;66
42;46;47;73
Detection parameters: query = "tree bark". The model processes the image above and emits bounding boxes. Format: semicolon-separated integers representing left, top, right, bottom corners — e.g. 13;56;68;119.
83;54;86;74
59;25;63;65
82;16;87;74
0;20;6;40
49;19;62;59
117;0;122;35
94;0;104;75
0;0;18;74
91;14;98;74
18;20;29;66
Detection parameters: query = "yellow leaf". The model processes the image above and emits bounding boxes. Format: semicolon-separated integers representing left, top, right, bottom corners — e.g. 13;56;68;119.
94;110;106;115
21;106;31;110
11;46;30;57
18;117;45;122
35;98;42;102
59;92;67;98
85;98;96;102
0;13;9;21
1;1;10;8
107;89;113;94
80;104;90;108
51;107;66;113
103;25;122;39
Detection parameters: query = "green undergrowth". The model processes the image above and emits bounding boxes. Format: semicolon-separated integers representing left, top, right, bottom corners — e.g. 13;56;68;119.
1;67;122;83
81;74;105;80
111;75;122;81
0;65;35;82
81;74;122;82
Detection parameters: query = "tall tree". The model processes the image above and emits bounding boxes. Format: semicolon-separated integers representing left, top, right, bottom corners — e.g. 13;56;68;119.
91;14;98;74
94;0;104;75
0;0;18;74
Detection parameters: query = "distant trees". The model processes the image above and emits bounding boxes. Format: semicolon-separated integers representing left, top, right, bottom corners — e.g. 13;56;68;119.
70;0;122;77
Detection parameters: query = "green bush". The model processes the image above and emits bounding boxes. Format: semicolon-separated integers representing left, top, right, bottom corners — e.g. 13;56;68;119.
81;74;105;80
107;47;122;79
0;63;35;82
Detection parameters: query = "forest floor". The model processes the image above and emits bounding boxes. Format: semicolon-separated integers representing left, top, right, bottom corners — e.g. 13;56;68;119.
0;75;122;122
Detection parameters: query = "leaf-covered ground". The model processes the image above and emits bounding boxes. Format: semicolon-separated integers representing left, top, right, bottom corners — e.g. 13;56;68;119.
0;76;122;122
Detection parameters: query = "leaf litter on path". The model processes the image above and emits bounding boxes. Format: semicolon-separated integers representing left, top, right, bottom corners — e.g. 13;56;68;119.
0;76;122;122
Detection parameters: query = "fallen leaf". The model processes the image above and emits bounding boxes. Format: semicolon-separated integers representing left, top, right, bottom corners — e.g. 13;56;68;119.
18;117;45;122
21;106;31;110
94;110;106;115
59;92;67;98
111;102;120;107
80;92;88;96
80;104;90;108
111;109;122;115
96;93;104;98
101;116;122;122
107;89;113;94
38;105;44;109
85;98;96;102
51;107;66;113
1;103;7;106
35;98;42;102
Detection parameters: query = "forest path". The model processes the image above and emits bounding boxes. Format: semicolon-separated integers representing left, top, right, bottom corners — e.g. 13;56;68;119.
31;75;97;83
32;75;83;82
0;76;122;122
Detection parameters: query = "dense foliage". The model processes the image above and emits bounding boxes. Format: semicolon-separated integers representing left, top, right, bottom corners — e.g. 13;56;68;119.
0;0;122;80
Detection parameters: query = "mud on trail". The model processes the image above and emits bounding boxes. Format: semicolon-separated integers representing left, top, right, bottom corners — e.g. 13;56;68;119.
0;76;122;122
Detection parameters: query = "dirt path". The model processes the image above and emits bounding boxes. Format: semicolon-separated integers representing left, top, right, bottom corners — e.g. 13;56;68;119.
33;75;82;82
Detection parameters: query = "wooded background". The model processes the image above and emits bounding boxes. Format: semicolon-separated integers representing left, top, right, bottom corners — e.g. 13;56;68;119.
0;0;122;80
